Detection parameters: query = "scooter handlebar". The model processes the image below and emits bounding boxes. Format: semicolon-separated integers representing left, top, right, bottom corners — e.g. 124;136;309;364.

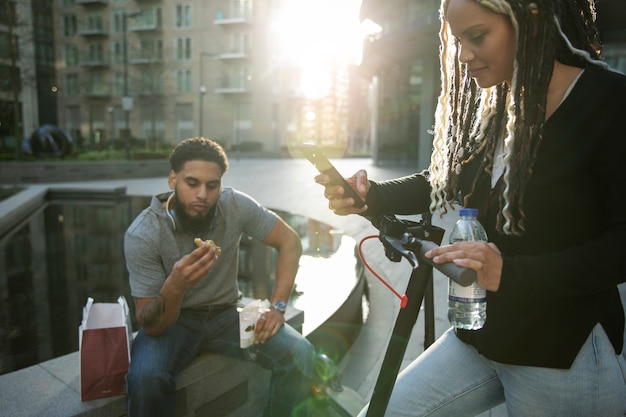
414;239;476;286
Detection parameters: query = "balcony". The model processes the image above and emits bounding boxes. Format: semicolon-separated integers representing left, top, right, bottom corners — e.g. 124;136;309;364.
80;55;109;67
77;24;107;37
216;49;249;61
128;21;161;32
213;10;252;27
215;86;250;95
128;10;162;32
214;74;251;94
214;86;250;95
129;53;163;64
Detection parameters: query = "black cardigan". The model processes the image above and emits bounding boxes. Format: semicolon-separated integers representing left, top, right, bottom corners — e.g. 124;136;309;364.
364;65;626;368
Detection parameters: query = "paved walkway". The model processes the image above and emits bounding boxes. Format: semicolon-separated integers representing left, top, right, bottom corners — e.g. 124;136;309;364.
48;157;508;416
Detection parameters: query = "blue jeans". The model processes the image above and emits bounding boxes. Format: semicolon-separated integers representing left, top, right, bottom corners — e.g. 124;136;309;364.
126;306;315;417
358;324;626;417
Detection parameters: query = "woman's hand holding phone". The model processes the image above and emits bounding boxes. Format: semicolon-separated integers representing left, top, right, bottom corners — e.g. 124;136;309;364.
315;169;370;215
300;143;370;215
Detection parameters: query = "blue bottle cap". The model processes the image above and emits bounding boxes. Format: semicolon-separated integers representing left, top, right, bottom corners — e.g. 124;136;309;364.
459;208;478;217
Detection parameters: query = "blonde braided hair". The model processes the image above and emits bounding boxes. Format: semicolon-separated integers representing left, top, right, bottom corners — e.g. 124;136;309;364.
429;0;604;235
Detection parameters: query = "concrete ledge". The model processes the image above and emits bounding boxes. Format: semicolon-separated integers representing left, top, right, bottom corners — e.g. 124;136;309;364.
0;160;170;185
0;305;303;417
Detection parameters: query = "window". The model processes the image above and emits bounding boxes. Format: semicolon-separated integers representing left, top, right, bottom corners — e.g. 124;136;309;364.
0;65;17;92
232;0;252;19
41;44;55;67
174;37;192;61
141;105;166;141
231;32;250;53
65;73;80;96
175;103;193;142
34;9;54;38
85;12;103;33
112;41;124;64
140;38;163;61
89;72;107;96
140;71;165;95
86;42;105;64
113;72;124;95
136;7;162;29
62;0;75;6
175;69;192;93
111;10;124;34
63;14;77;37
234;102;252;143
235;66;250;89
0;32;18;60
65;106;81;140
175;4;192;28
64;44;79;66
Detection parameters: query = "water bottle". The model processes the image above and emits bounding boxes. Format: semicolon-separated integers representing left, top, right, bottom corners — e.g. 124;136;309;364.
448;208;488;330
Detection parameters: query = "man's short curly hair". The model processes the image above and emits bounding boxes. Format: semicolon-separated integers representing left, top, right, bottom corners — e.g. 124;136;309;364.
169;137;229;174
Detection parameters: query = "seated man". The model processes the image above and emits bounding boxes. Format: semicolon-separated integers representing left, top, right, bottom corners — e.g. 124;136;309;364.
124;137;314;417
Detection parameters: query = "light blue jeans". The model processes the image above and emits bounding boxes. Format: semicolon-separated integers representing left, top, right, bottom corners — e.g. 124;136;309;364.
359;324;626;417
126;306;315;417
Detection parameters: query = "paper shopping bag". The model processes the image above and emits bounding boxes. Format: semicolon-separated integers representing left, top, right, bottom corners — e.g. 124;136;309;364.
79;296;133;401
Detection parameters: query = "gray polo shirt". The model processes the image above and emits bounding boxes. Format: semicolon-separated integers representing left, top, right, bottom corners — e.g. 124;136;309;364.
124;187;277;308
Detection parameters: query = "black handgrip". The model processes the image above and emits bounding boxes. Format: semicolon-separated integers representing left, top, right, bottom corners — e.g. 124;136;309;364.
414;239;476;286
381;233;477;286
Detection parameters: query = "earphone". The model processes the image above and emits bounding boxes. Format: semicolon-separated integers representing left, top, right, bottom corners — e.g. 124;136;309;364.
165;191;217;233
165;192;179;232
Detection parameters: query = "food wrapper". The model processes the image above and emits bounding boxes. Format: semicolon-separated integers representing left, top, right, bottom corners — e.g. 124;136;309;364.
238;299;270;348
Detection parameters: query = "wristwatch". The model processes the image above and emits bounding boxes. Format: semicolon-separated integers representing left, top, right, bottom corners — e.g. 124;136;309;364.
271;300;287;314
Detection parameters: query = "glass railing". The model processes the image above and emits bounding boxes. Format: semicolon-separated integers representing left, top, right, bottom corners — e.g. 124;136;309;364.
0;189;364;376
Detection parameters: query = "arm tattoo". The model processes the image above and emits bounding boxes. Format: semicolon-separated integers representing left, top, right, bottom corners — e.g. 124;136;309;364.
139;296;166;329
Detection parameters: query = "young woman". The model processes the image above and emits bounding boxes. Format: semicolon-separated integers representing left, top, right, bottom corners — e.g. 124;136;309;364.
316;0;626;415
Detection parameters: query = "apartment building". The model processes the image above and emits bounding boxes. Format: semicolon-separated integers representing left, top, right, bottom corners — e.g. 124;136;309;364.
53;0;359;153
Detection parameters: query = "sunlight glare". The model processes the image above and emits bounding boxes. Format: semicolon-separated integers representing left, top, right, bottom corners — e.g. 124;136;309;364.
272;0;363;98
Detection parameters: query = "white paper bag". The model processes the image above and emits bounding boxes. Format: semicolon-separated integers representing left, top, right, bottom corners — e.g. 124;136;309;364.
238;299;270;348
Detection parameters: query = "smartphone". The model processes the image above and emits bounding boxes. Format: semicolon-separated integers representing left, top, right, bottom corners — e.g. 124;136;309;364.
300;143;365;208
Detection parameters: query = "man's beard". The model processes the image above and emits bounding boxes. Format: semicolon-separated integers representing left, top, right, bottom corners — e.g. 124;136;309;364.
172;194;215;234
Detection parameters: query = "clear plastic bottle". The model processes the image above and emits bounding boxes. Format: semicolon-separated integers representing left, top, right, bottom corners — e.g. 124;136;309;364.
448;208;488;330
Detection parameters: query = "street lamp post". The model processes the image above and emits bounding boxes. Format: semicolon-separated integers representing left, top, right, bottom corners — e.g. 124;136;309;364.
198;52;215;137
107;106;114;149
122;11;141;159
199;85;207;136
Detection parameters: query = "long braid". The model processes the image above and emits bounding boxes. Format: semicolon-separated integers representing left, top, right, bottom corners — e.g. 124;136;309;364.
430;0;604;235
500;0;555;234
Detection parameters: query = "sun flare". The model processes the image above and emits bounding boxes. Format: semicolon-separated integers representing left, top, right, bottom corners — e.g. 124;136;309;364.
271;0;364;98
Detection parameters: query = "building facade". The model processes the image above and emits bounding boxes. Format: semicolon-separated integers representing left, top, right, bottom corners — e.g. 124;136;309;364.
51;0;361;154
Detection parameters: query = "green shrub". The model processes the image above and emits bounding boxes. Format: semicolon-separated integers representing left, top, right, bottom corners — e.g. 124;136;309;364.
75;150;127;161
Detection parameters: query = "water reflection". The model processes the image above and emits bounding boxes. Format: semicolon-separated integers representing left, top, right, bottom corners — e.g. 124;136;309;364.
0;189;364;376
